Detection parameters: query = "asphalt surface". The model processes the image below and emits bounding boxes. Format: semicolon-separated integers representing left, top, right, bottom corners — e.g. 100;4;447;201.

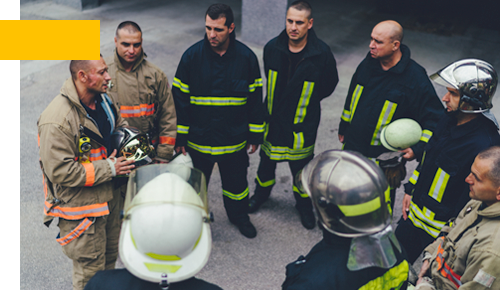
20;0;500;289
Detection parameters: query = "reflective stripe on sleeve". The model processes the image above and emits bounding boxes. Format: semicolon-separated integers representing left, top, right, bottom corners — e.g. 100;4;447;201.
81;162;95;187
408;201;446;238
294;81;314;124
56;218;93;246
177;125;189;134
89;147;107;161
409;170;420;185
267;70;278;115
159;136;176;145
120;104;155;118
249;123;265;133
420;129;433;143
223;187;249;200
342;84;364;123
371;100;398;145
187;141;246;155
248;78;263;92
358;260;409;290
172;77;190;93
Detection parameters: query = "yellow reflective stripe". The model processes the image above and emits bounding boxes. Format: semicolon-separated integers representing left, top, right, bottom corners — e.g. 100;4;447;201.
409;170;419;185
420;129;433;143
371;100;398;145
267;70;278;114
187;140;246;155
294;81;315;124
249;123;265;133
429;168;450;202
190;96;247;106
172;77;190;93
408;201;446;238
341;109;351;122
177;124;189;134
338;196;381;217
223;187;249;200
293;185;308;198
293;132;304;149
262;140;314;161
385;186;392;216
144;263;182;273
256;175;275;187
347;84;364;123
248;78;263;92
146;253;181;261
358;260;409;290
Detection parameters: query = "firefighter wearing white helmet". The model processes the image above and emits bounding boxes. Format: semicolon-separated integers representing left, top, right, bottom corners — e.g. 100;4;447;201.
282;150;410;290
395;59;500;265
84;164;223;290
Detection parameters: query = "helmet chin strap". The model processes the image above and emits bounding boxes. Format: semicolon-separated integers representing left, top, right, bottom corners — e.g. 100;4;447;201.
159;273;169;290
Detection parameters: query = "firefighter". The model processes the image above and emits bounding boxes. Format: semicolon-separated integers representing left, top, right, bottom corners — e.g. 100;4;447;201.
172;3;265;238
282;150;409;289
395;59;500;264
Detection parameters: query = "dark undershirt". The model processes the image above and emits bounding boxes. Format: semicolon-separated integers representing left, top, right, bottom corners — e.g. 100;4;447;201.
81;94;112;151
288;46;306;81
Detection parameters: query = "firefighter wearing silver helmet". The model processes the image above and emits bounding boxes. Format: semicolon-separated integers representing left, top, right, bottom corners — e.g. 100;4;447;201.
282;150;410;290
395;59;500;264
84;164;223;290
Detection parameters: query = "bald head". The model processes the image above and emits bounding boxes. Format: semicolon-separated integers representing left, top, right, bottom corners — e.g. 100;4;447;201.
374;20;403;43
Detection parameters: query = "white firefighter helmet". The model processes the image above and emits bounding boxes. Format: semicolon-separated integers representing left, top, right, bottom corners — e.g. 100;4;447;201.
169;152;194;168
119;167;211;284
380;118;422;151
296;150;403;270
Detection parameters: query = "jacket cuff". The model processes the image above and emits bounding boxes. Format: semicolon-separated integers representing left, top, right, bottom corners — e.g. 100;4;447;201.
404;182;414;196
175;134;188;147
411;141;426;162
338;120;349;136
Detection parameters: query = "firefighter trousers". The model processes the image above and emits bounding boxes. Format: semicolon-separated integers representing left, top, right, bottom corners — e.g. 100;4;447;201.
58;188;123;290
189;148;250;224
253;150;314;211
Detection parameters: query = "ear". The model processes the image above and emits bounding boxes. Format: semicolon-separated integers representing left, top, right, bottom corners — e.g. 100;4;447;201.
496;186;500;202
78;70;88;83
308;18;314;30
228;23;235;34
114;36;118;46
393;40;400;51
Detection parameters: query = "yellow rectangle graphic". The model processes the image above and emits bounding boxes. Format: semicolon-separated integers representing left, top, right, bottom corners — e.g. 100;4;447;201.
1;20;100;60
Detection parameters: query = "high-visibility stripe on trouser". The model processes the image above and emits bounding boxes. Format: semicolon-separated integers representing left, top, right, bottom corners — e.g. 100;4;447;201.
371;100;398;145
293;184;308;198
256;174;275;188
436;240;462;288
56;218;93;246
223;187;249;201
358;259;409;290
408;201;446;238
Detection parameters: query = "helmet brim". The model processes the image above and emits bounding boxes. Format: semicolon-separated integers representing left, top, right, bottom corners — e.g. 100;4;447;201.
380;125;400;152
119;215;212;283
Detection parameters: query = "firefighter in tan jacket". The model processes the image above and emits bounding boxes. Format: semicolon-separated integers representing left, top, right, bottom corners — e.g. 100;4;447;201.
415;146;500;290
38;56;135;290
106;21;176;162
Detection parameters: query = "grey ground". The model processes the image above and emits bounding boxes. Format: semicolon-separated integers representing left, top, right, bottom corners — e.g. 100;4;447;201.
20;0;500;289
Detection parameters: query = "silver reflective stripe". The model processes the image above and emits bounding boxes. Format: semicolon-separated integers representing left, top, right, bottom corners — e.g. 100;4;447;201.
294;81;314;124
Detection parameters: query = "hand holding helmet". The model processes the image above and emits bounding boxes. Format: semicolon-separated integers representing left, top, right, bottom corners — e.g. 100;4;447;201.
110;127;156;176
106;149;135;177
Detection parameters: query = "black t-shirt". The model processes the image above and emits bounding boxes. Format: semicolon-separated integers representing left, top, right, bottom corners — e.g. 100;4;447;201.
83;268;223;290
81;94;112;152
287;46;306;81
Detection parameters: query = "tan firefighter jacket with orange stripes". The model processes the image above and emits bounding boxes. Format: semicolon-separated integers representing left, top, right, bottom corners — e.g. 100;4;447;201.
106;50;177;160
421;200;500;290
38;78;128;227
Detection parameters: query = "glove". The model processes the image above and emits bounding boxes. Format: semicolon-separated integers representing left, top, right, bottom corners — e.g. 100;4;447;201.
376;151;407;189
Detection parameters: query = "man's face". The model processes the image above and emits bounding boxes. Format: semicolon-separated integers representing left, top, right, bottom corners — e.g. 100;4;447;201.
285;8;313;42
205;15;234;49
442;87;461;112
85;57;111;94
114;30;142;64
465;157;500;206
369;25;396;60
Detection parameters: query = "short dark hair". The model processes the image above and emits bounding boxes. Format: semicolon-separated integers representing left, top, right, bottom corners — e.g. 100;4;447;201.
289;0;313;19
69;54;103;80
116;21;142;38
206;3;234;27
477;146;500;186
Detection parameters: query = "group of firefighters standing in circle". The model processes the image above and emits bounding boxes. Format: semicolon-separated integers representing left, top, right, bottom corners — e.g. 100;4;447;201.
37;1;500;290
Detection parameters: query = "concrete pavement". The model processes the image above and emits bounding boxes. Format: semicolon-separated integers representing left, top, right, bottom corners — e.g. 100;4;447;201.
20;0;500;289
